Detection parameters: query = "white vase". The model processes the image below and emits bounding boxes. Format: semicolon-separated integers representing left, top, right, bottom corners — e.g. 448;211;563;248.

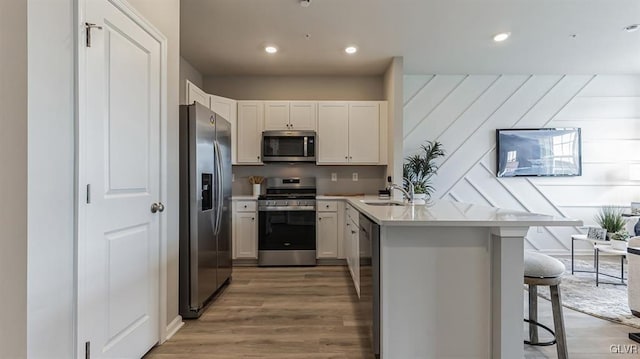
414;193;427;200
611;240;628;251
252;184;261;197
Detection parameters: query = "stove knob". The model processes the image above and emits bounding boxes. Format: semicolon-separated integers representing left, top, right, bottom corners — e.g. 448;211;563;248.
284;201;289;206
296;201;301;206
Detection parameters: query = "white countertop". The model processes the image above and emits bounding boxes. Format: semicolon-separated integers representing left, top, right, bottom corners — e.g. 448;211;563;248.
319;195;582;227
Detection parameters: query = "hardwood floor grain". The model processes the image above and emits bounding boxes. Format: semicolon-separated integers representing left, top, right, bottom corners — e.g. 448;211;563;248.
146;264;640;359
145;266;374;359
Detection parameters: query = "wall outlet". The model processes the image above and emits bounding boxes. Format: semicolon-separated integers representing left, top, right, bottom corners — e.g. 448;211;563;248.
537;226;543;233
232;173;235;182
352;172;358;181
331;173;337;182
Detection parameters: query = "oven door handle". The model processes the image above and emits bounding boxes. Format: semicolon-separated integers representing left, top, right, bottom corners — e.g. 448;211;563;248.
258;206;316;212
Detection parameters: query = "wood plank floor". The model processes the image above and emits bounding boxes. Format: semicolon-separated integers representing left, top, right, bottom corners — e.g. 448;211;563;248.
146;264;640;358
146;266;373;359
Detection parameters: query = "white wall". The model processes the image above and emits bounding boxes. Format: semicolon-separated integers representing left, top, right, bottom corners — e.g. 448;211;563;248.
0;1;28;357
204;75;383;100
179;56;203;104
27;0;75;357
404;74;640;254
126;0;181;338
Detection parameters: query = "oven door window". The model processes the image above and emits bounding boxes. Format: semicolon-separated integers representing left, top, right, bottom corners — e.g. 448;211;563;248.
263;136;305;157
259;210;316;250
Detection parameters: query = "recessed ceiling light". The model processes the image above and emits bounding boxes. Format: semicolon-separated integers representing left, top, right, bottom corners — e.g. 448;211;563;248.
624;24;640;33
493;32;510;42
300;0;311;7
345;46;358;54
265;46;278;54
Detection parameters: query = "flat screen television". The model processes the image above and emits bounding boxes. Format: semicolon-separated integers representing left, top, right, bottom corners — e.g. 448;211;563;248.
496;128;582;177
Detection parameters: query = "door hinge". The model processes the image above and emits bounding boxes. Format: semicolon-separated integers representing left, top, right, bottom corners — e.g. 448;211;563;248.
85;341;90;359
86;184;91;204
85;22;103;47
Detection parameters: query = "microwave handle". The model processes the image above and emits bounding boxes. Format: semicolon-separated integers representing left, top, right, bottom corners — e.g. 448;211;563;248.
304;136;308;157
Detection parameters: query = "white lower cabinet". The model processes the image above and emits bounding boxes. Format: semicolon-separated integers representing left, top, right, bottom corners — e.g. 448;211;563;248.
317;212;338;258
233;201;258;259
344;203;360;296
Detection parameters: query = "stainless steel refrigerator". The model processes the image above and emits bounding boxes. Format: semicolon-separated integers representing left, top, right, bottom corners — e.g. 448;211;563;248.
179;102;232;319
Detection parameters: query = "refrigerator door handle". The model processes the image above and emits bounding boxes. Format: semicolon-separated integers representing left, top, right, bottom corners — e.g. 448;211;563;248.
214;141;224;235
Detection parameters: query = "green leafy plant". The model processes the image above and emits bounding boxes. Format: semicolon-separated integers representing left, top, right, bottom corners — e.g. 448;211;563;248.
403;141;445;196
594;206;626;234
610;230;630;242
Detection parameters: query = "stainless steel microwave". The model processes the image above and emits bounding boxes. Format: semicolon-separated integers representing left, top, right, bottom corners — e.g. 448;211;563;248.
262;130;316;162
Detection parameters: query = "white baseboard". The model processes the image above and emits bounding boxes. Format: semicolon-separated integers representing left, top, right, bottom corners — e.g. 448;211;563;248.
163;315;184;343
536;249;625;257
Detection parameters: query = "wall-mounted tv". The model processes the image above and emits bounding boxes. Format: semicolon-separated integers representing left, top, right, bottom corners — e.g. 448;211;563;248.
496;128;582;177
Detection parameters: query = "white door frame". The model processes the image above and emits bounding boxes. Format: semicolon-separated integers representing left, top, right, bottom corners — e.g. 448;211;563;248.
75;0;169;355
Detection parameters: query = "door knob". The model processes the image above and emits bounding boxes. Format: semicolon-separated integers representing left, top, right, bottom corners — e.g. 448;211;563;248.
151;202;165;213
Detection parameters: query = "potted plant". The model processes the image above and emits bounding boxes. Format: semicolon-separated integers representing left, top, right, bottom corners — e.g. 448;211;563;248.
610;230;630;250
403;140;445;201
594;206;626;241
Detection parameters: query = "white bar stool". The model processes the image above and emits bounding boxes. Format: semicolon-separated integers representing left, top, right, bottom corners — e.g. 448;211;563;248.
524;251;568;359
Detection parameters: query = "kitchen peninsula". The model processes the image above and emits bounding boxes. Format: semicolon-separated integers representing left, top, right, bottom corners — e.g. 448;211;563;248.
330;196;582;359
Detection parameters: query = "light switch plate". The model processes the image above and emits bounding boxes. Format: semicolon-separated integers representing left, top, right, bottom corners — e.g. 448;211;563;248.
352;172;358;181
331;173;337;182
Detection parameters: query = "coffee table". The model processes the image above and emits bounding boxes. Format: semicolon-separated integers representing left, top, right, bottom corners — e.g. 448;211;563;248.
594;244;627;286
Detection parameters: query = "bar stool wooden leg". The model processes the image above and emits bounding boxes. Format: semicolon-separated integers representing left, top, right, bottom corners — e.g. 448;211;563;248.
528;285;539;344
550;284;568;359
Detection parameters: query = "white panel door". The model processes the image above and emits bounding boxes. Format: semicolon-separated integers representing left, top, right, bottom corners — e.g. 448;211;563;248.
348;102;380;164
186;80;209;107
234;212;257;259
317;102;349;164
317;212;338;258
80;0;162;357
264;101;290;130
237;101;264;164
289;101;317;130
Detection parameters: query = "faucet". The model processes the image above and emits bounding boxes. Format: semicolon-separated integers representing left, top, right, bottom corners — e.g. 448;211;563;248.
389;179;414;203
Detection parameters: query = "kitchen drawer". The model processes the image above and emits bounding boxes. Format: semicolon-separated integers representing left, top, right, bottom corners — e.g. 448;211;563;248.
236;201;257;212
317;201;338;212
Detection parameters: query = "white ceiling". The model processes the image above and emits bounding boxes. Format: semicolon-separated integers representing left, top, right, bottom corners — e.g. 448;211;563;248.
180;0;640;76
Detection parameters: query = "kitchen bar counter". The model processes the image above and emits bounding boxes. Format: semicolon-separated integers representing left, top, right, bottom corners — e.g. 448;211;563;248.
318;194;582;359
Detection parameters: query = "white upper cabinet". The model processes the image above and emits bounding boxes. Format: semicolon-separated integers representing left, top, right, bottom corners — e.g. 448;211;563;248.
348;102;380;164
264;101;317;131
317;102;350;164
186;80;209;107
289;102;317;130
317;101;383;165
237;101;264;164
264;101;290;130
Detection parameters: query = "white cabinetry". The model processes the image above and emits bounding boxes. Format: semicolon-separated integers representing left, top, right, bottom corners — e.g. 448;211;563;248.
186;80;209;107
317;102;382;165
317;201;339;258
233;200;258;259
264;101;317;131
344;203;360;296
237;101;264;164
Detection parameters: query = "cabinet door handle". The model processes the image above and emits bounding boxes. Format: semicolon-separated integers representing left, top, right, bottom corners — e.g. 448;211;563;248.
251;217;255;221
345;156;348;159
257;156;260;160
244;205;247;208
319;217;322;221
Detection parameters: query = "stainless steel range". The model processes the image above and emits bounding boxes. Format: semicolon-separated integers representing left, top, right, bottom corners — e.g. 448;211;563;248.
258;178;317;266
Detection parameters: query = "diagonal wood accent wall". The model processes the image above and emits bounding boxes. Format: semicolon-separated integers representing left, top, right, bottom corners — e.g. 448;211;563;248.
403;75;640;254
